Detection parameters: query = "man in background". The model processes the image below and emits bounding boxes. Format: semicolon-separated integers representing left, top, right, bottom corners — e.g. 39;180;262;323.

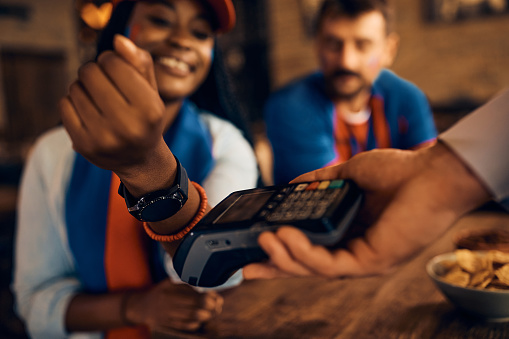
265;0;437;184
244;88;509;280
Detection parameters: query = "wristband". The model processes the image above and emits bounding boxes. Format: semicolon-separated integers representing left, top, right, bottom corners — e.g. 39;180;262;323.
143;182;208;242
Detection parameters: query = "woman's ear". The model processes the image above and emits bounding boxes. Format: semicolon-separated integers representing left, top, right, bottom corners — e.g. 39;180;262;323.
383;32;400;67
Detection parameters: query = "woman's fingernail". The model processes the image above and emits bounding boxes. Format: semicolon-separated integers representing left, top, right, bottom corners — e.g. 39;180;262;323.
114;34;137;54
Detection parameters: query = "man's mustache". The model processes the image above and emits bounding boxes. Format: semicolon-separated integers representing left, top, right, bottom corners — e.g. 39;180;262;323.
331;69;362;79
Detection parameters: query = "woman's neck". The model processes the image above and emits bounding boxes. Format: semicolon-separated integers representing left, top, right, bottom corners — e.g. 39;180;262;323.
163;99;185;133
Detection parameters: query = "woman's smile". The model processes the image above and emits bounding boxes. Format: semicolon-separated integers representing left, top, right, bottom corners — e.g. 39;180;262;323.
155;55;195;77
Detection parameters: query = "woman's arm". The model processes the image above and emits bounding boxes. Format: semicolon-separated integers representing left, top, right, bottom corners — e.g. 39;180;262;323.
65;280;222;334
13;129;82;338
59;36;209;256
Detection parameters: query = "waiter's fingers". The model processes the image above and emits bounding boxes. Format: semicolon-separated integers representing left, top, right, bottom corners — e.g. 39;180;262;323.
290;164;343;184
242;262;293;280
257;231;313;277
274;227;345;277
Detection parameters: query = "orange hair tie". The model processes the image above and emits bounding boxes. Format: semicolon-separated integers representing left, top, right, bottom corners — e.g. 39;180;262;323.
143;182;208;242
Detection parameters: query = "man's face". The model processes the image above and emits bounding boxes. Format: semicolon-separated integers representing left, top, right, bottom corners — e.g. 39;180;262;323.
315;10;397;101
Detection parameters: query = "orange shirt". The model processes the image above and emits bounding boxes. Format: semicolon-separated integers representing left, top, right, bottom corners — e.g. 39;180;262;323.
332;96;391;164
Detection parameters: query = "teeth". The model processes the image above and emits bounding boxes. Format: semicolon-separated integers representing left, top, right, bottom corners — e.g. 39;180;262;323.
159;57;190;72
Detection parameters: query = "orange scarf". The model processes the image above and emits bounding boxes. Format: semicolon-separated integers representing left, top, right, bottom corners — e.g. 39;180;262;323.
105;174;151;339
333;96;391;163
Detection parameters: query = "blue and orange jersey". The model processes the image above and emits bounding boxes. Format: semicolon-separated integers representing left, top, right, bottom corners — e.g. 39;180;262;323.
264;69;437;184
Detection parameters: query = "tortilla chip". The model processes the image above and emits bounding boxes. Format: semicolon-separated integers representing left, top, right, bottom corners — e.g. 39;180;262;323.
437;250;509;290
456;249;483;273
495;264;509;285
443;269;470;287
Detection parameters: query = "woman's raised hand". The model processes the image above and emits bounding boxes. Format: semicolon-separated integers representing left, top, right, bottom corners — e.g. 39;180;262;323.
60;35;168;178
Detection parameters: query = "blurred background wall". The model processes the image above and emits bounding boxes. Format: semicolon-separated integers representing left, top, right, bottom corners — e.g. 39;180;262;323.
0;1;78;337
0;0;508;337
0;0;79;163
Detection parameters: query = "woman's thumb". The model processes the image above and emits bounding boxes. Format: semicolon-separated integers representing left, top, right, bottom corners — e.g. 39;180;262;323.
113;34;158;90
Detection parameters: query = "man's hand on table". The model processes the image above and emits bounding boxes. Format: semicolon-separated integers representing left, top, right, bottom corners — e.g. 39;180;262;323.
243;142;491;279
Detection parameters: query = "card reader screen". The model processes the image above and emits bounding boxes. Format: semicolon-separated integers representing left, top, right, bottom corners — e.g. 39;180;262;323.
214;191;273;224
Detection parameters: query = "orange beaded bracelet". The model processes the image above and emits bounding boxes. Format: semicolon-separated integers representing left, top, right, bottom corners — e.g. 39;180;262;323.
142;182;208;242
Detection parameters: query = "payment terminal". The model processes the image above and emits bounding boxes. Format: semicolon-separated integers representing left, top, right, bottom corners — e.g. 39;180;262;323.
173;179;362;287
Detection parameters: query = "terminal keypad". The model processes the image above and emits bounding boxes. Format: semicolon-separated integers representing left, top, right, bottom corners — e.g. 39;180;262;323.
258;180;345;222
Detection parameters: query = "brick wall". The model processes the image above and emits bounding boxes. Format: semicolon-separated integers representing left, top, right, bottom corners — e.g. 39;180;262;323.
0;0;79;159
0;0;79;90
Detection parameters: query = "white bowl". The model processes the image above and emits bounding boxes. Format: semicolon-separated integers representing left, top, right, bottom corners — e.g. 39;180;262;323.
427;251;509;322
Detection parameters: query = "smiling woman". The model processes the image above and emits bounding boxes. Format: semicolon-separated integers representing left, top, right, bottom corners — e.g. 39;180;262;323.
12;0;259;338
127;1;216;102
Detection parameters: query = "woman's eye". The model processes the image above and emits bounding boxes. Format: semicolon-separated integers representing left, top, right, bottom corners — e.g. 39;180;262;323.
148;15;173;27
193;30;213;41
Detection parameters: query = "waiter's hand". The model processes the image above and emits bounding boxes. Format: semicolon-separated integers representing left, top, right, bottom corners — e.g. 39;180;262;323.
243;143;491;279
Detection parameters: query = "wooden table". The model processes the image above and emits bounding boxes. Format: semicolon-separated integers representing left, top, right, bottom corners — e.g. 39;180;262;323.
157;210;509;339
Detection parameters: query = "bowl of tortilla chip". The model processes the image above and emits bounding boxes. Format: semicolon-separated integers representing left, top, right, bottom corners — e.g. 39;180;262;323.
427;249;509;322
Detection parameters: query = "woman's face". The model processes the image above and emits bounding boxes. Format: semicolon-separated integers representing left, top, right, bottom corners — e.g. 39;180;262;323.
127;0;215;102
